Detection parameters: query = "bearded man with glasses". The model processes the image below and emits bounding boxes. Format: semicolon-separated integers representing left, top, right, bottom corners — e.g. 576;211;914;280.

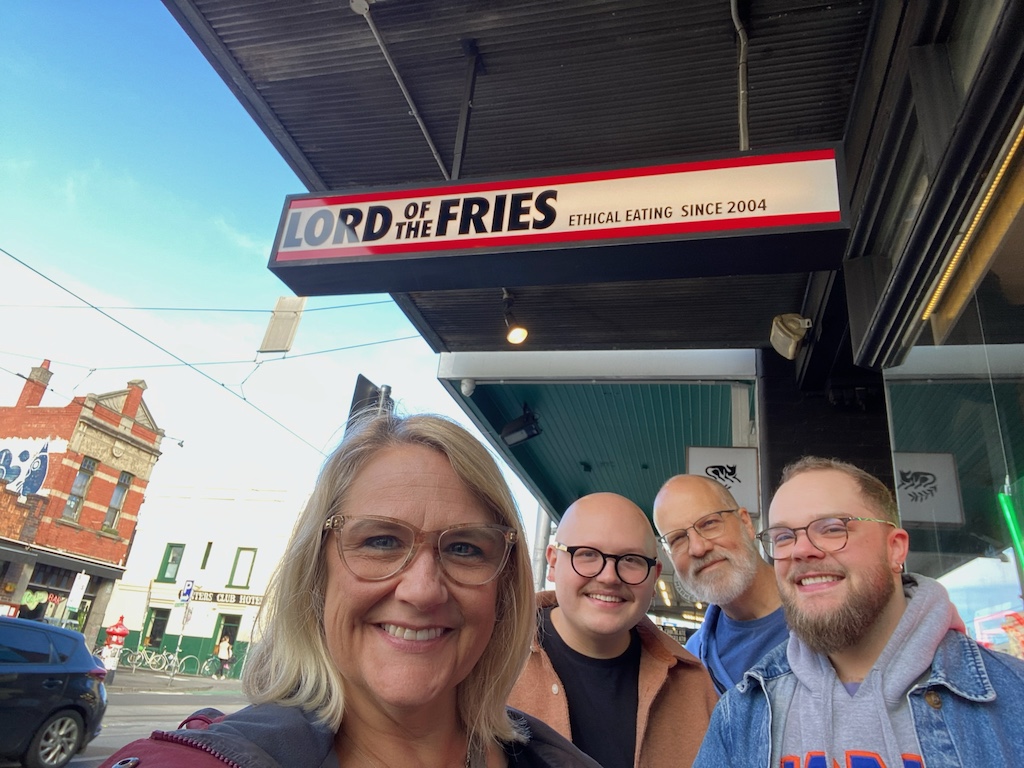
509;492;717;768
694;456;1024;768
653;475;787;693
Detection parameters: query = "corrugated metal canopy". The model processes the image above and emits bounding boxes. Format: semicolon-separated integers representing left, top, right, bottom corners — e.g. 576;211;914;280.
171;0;871;187
163;0;875;355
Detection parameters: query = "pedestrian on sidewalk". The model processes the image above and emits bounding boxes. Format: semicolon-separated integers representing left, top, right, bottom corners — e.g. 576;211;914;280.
215;635;233;680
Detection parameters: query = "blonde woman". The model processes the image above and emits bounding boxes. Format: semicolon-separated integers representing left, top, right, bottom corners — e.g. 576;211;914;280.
101;412;600;768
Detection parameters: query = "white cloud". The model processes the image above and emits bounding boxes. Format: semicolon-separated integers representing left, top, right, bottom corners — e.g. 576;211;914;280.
211;215;268;257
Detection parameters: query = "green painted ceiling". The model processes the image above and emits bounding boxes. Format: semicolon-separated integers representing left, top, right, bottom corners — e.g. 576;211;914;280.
468;381;748;519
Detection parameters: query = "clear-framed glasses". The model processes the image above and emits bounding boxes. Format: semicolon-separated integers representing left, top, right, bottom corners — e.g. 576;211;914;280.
756;516;896;560
324;514;517;586
657;509;739;556
552;543;658;585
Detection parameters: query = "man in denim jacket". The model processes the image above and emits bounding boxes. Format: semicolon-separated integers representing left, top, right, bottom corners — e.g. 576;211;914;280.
695;457;1024;768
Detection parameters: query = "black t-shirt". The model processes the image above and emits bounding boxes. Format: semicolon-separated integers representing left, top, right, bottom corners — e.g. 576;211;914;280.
539;607;640;768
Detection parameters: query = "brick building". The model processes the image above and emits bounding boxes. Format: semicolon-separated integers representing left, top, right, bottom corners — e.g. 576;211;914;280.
0;360;164;645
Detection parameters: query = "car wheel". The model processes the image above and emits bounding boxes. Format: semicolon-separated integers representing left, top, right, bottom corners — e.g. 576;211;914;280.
23;710;83;768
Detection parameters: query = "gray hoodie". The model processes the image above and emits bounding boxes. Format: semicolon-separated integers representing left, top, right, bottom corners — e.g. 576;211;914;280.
779;575;957;767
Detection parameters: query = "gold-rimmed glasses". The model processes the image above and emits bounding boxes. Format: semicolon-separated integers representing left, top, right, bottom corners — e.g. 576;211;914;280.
658;509;739;556
324;514;517;586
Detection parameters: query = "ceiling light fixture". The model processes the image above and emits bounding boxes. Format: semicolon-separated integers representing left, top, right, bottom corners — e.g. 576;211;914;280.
502;288;528;344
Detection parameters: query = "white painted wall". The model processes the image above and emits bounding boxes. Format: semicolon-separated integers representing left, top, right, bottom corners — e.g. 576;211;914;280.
102;484;307;646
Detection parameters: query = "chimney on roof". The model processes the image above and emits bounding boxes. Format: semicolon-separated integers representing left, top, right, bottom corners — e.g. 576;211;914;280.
16;360;53;408
123;379;147;419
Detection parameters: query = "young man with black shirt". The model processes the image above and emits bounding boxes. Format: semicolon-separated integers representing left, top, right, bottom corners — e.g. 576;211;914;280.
509;492;717;768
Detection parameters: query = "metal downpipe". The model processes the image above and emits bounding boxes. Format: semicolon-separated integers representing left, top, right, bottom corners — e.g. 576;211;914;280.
731;0;750;151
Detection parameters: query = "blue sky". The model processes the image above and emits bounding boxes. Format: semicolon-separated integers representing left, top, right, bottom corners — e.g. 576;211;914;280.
0;4;541;532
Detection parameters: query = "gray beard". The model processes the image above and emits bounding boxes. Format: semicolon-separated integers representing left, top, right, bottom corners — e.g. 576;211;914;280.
678;539;761;606
781;560;895;654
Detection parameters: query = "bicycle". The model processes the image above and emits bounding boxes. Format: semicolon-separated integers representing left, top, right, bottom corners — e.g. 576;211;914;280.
200;655;224;678
121;645;172;672
173;654;201;676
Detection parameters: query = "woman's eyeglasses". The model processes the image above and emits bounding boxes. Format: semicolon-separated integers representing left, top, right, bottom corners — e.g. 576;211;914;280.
324;514;517;586
552;543;658;585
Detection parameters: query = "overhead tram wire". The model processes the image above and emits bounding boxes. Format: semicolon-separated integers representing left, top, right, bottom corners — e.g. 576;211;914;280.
0;336;423;372
1;246;407;457
0;300;392;312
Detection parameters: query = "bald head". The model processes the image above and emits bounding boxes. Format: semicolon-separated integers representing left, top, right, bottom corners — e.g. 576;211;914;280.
547;492;662;657
558;492;658;557
653;475;738;531
652;474;775;618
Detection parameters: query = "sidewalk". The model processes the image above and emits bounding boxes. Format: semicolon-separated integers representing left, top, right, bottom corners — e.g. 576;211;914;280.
105;667;244;694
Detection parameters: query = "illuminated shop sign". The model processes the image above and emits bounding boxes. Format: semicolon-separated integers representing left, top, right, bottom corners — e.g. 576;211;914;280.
270;148;842;264
269;147;848;295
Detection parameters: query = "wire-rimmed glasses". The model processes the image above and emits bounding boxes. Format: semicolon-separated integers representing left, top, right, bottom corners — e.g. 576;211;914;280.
552;543;658;585
756;516;896;560
324;514;517;586
657;509;739;556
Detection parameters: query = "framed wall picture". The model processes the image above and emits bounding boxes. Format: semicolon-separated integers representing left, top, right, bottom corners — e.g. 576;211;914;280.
893;452;964;526
686;446;760;517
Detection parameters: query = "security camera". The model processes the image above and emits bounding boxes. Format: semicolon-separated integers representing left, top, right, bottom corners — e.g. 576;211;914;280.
460;378;476;397
770;314;812;360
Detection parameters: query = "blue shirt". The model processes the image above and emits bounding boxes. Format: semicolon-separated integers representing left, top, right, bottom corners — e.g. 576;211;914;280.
685;603;789;693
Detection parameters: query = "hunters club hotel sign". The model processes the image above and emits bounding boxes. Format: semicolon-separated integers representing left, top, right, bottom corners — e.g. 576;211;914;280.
268;147;847;296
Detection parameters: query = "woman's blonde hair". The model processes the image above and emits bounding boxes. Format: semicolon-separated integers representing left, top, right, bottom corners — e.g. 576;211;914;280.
243;411;535;747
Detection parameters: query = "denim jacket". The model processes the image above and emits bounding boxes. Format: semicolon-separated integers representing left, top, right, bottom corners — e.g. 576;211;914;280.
693;630;1024;768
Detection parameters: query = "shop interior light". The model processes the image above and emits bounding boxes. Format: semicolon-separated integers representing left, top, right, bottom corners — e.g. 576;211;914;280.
922;119;1024;322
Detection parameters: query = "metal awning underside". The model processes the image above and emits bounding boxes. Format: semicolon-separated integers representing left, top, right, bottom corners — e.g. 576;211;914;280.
167;0;871;189
163;0;874;355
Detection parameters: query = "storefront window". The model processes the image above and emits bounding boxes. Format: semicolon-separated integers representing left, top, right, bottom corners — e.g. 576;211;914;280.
883;151;1024;658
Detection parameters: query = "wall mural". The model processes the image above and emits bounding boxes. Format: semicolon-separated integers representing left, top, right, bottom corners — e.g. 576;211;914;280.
0;439;51;495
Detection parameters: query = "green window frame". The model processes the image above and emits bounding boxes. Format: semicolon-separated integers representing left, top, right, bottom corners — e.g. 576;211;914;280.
227;547;257;589
156;543;185;583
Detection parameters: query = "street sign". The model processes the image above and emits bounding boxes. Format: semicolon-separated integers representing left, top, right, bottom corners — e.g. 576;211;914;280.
346;374;394;433
181;579;195;602
66;571;90;612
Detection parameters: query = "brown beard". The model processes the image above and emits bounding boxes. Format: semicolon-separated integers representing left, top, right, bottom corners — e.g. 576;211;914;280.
780;557;895;655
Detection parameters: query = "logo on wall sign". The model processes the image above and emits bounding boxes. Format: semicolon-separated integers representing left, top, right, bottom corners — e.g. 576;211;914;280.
705;464;740;488
898;470;938;503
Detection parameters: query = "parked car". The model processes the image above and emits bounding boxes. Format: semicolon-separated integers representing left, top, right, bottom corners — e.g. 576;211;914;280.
0;616;107;768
